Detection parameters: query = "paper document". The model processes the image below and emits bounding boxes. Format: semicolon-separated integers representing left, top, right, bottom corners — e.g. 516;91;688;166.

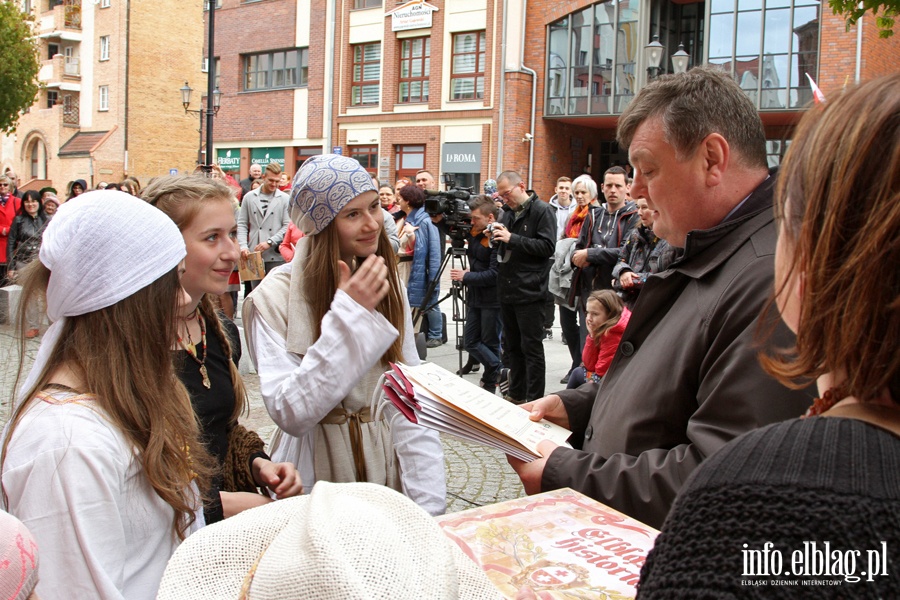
383;362;572;461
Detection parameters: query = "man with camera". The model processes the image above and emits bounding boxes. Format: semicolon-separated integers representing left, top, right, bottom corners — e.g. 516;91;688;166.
450;198;502;392
491;171;557;403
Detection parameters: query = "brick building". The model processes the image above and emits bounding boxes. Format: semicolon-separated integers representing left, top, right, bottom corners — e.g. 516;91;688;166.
3;0;205;193
208;0;898;201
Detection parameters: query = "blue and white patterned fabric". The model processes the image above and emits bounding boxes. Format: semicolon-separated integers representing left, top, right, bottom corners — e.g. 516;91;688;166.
289;154;376;235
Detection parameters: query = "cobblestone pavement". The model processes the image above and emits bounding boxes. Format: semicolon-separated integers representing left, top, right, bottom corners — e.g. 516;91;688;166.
0;266;576;514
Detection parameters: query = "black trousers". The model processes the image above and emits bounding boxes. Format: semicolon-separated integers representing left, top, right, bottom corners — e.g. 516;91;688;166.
500;300;546;401
559;305;581;372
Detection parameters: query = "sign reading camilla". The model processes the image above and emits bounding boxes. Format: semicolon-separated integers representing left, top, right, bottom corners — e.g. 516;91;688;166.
386;0;439;32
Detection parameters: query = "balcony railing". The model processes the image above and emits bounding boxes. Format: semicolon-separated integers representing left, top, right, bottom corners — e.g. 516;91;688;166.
64;56;79;76
62;95;79;126
64;0;81;29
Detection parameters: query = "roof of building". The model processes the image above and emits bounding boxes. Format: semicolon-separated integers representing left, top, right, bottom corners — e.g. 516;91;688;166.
58;131;110;156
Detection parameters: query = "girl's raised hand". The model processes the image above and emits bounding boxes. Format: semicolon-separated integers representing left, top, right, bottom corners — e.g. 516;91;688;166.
338;255;390;311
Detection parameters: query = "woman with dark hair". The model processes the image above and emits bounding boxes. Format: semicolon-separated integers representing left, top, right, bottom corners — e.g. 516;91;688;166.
243;154;446;516
7;191;48;337
637;75;900;598
145;175;303;525
1;191;213;599
398;184;443;348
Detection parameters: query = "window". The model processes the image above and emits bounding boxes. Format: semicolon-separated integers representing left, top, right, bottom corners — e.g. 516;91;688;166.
708;0;820;109
546;1;639;117
99;36;109;61
47;90;58;109
399;37;430;103
201;58;208;72
203;0;222;9
295;146;322;172
354;0;381;8
99;85;109;111
450;31;486;100
351;43;381;105
243;49;308;91
350;145;378;175
395;144;425;181
101;0;110;7
48;43;59;60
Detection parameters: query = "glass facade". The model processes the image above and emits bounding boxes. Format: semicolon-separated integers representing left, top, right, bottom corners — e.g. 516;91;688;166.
546;0;638;116
546;0;819;116
708;0;820;109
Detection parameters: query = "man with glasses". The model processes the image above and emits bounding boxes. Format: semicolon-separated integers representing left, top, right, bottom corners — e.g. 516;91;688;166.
0;175;22;285
490;171;556;404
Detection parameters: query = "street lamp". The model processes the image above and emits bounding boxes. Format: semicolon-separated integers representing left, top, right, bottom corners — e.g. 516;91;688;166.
644;35;664;80
180;82;222;168
672;43;691;75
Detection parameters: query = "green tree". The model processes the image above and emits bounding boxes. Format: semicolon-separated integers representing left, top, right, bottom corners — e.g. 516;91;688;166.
830;0;898;38
0;2;41;133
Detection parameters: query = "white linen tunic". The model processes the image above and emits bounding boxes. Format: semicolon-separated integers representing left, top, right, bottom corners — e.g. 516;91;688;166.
1;391;203;600
245;260;447;516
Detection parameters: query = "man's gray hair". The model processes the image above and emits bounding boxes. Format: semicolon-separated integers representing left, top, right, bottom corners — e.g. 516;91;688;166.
617;65;767;169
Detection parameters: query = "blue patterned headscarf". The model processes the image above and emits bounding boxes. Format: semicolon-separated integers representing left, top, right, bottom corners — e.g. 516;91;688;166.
289;154;376;235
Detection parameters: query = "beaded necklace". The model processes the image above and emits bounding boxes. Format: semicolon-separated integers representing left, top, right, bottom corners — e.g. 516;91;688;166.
178;312;210;389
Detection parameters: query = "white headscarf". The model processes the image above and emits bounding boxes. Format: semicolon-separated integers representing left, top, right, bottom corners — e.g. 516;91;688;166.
18;190;186;403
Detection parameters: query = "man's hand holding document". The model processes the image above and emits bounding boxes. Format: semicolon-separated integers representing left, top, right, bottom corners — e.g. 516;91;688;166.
382;362;571;461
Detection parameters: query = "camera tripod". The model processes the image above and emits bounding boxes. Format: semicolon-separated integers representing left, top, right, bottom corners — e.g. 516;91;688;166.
411;238;469;373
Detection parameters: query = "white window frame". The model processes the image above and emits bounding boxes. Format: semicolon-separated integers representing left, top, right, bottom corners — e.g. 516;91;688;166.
99;36;110;61
99;85;109;111
100;0;110;7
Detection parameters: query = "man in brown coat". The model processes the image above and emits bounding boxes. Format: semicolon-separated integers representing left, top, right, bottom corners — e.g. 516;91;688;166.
508;66;812;529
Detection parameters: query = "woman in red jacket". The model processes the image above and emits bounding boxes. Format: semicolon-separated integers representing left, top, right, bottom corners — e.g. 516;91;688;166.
0;174;22;286
566;289;630;389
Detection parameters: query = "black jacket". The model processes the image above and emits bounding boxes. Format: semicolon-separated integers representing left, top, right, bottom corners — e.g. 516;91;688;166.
462;231;499;308
575;201;640;295
7;213;47;271
496;193;556;304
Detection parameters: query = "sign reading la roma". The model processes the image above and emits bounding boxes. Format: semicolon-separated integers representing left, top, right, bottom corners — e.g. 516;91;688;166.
387;0;439;32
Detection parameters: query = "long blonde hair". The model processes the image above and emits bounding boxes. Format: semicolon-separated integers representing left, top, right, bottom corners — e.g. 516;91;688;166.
2;262;212;540
143;175;247;424
303;218;406;365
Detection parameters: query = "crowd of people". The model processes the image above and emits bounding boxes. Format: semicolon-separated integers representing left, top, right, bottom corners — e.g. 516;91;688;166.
0;69;897;599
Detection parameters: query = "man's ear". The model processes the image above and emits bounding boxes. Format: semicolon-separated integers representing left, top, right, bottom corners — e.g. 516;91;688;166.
701;133;729;187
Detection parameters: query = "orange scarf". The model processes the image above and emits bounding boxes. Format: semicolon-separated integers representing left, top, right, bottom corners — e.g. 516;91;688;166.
565;204;590;239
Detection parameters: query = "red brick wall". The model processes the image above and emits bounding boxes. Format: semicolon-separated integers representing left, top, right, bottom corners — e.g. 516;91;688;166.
861;12;900;80
818;11;859;94
308;0;327;138
210;0;298;141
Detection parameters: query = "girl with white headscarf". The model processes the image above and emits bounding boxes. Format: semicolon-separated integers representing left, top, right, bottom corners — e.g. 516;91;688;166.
243;154;446;516
0;191;213;600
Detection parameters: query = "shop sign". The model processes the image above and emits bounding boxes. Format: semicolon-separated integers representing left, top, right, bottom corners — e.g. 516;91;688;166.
387;0;439;32
250;147;285;167
216;148;242;171
441;142;482;174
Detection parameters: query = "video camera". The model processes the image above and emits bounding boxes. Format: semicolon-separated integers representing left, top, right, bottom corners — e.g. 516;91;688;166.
424;173;473;242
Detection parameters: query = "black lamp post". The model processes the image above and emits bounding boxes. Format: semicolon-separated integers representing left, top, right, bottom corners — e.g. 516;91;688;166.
180;2;219;171
181;82;221;168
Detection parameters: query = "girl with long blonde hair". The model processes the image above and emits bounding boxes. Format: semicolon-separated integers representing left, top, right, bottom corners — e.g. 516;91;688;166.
144;175;303;524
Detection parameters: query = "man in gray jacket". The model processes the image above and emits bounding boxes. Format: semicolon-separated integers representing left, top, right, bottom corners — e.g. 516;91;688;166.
238;162;290;289
509;66;812;529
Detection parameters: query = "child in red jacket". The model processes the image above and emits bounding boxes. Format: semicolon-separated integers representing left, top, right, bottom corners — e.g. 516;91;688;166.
566;290;631;389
